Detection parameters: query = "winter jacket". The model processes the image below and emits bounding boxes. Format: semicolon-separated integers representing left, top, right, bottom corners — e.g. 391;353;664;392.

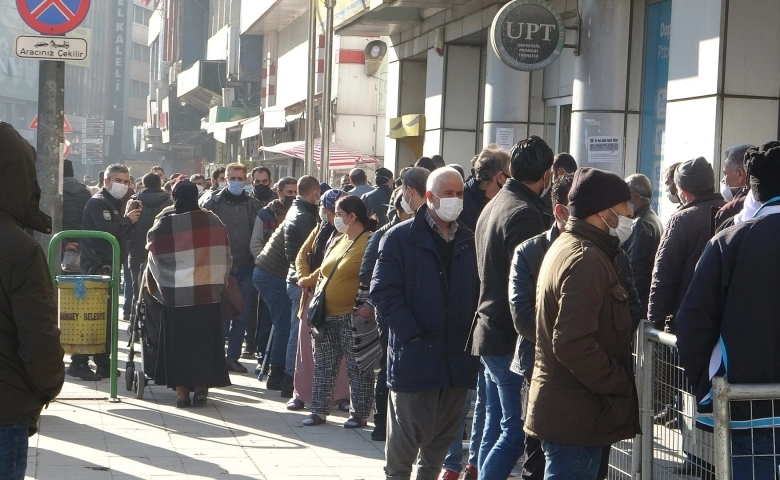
525;218;640;447
284;198;318;284
128;188;172;268
509;225;642;376
81;188;135;270
249;199;289;258
460;178;487;231
676;207;780;429
470;178;550;356
361;184;393;227
621;203;663;314
0;121;64;435
62;177;92;232
359;216;399;286
255;223;288;281
371;205;480;392
647;193;725;331
714;187;748;232
203;189;261;267
350;184;373;197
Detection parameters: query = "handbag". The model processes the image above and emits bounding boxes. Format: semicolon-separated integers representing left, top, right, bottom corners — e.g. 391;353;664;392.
352;310;382;373
308;232;366;334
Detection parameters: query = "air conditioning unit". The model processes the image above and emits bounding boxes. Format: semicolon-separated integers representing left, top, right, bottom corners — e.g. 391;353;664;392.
160;61;171;78
169;61;181;85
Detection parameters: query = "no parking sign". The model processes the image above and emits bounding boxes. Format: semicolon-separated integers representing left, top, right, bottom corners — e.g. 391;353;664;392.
16;0;91;35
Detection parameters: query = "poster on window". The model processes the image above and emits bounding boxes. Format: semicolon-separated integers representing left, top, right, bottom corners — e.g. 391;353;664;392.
587;136;622;163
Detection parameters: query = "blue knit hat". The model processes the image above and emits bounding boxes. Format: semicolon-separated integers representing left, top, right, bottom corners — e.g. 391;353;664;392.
320;189;349;212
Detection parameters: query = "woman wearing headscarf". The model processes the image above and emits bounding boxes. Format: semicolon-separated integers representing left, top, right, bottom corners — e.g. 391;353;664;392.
146;180;232;408
287;189;351;411
303;195;378;427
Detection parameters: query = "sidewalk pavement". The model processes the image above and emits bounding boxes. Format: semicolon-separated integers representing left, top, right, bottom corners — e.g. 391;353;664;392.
29;317;386;480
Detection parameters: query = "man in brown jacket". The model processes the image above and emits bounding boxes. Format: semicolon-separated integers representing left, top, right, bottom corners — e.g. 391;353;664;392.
525;168;640;479
0;122;65;478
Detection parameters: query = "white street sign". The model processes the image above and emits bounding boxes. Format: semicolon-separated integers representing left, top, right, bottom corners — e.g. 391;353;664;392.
15;36;88;61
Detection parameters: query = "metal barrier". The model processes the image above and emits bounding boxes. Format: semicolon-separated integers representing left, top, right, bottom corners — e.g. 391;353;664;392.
605;322;780;479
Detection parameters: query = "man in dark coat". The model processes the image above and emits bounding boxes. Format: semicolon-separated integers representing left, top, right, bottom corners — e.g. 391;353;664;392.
714;144;753;231
61;159;92;270
460;145;510;231
623;173;663;315
281;175;321;398
677;142;780;479
470;136;552;479
249;166;276;207
525;168;640;477
77;163;141;380
371;167;480;480
541;152;577;216
203;163;261;374
128;172;172;311
361;167;394;227
0;122;64;479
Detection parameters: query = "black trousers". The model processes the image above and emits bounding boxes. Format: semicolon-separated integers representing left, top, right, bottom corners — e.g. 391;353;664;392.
374;327;389;427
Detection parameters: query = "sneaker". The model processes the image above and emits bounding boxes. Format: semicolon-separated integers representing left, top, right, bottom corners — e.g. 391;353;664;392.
286;398;305;411
67;363;102;381
438;469;460;480
226;361;248;374
463;464;478;480
302;413;326;426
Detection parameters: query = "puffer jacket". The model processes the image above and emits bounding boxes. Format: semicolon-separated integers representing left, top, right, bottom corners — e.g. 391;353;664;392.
128;188;172;267
284;198;318;284
0;121;65;435
370;206;480;392
62;177;92;232
647;193;725;331
256;223;288;281
525;218;640;447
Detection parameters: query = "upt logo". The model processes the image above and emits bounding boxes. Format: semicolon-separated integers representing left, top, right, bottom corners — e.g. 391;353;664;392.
505;22;557;41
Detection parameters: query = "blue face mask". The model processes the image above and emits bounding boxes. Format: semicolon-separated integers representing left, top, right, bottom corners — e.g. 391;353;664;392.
228;180;245;196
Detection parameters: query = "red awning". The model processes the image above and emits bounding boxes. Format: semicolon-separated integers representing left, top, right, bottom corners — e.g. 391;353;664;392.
259;139;379;169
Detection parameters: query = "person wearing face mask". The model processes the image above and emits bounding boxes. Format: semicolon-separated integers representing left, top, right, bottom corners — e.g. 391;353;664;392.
198;167;226;207
525;168;640;479
303;195;378;428
248;166;275;207
189;174;206;196
360;167;395;227
76;163;142;380
128;172;172;322
202;163;262;375
461;145;511;231
370;167;480;479
540;153;578;217
714;143;753;231
663;162;682;205
469;136;553;480
0;122;65;480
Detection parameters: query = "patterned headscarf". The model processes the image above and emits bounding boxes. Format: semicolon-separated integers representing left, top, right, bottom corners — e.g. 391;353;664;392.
320;188;349;213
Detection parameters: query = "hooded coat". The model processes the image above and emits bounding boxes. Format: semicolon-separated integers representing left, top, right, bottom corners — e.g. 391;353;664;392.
0;122;65;435
62;177;92;232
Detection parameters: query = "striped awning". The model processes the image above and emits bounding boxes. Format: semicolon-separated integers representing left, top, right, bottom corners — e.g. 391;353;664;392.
259;139;379;169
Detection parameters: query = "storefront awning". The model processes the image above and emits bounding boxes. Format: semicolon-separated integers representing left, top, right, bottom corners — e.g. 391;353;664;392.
209;120;242;143
259;139;379;169
241;116;262;139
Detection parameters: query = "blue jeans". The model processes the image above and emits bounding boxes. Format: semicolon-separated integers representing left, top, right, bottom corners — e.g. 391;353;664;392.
225;264;258;363
0;424;28;480
253;268;291;368
443;389;477;472
470;364;486;469
732;428;780;480
286;283;302;377
541;441;603;480
478;355;525;480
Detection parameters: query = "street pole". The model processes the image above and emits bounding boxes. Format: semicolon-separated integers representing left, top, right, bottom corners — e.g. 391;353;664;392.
320;0;334;183
304;0;318;177
34;60;65;254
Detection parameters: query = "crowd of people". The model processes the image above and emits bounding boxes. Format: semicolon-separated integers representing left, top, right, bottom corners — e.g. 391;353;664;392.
2;115;780;480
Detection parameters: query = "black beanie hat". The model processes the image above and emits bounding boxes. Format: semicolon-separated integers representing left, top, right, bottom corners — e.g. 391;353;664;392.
568;167;631;219
674;157;714;196
744;141;780;203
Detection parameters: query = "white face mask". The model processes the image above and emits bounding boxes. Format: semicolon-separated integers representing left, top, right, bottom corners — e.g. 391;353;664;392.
601;208;633;244
108;181;128;199
400;189;415;215
218;181;228;189
720;182;735;202
196;185;204;194
541;172;553;198
319;210;329;224
431;195;463;223
667;192;681;204
334;215;350;233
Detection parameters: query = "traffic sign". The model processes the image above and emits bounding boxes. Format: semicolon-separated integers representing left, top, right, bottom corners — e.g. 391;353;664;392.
16;0;91;35
15;35;88;61
29;114;72;133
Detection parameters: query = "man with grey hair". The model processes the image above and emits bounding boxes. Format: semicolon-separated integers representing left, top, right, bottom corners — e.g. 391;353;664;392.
371;167;480;480
398;166;429;215
715;143;754;230
623;173;663;314
461;145;510;230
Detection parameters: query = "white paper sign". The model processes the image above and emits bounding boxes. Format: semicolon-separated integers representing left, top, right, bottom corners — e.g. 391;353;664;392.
587;136;622;163
496;128;515;150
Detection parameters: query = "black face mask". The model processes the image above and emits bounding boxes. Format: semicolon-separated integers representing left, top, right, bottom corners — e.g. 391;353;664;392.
283;195;295;208
253;184;271;199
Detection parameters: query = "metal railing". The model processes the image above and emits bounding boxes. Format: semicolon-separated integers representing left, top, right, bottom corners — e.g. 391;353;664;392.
605;321;780;479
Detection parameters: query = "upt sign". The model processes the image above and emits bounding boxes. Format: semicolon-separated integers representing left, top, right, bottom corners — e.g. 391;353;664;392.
505;22;557;41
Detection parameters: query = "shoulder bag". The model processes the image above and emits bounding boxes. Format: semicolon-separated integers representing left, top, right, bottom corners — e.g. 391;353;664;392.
308;231;366;335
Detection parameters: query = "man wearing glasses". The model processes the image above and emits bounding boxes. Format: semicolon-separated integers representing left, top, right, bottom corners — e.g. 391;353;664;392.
69;164;142;381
